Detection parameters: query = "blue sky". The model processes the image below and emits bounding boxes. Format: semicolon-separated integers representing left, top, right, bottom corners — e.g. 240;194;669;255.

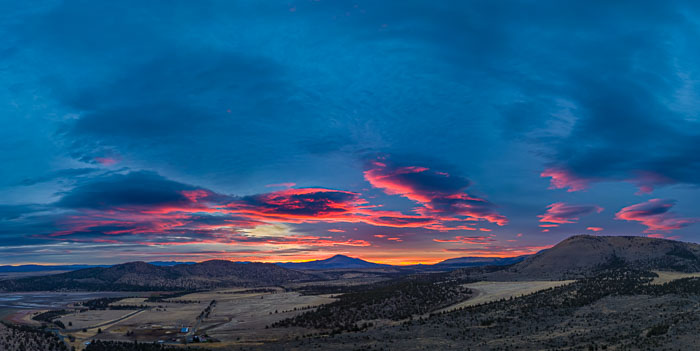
0;0;698;264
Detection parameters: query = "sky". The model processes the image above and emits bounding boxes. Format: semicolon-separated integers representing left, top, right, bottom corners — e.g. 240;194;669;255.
0;0;699;265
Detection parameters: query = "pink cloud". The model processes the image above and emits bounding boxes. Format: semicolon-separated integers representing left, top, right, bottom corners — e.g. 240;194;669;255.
540;167;590;192
542;167;679;195
615;199;697;233
94;157;118;166
647;233;680;240
538;202;603;227
363;155;507;227
586;227;603;232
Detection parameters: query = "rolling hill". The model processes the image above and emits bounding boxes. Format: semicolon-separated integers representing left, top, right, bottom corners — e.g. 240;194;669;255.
0;260;318;291
497;235;700;279
432;255;528;269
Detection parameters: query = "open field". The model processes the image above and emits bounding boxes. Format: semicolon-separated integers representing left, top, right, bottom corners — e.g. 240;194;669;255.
51;281;578;348
202;290;335;343
438;280;575;312
59;309;141;330
651;270;700;285
42;288;337;349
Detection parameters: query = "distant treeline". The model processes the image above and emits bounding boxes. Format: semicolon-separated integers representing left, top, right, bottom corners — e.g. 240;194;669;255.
73;296;146;310
32;309;71;323
85;340;209;351
145;291;200;302
217;288;279;294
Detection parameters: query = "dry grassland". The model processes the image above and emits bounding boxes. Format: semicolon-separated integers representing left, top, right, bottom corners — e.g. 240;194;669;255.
651;270;700;285
438;280;575;312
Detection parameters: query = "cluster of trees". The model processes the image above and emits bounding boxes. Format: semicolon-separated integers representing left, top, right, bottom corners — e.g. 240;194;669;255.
273;276;472;333
220;288;278;294
145;291;199;302
0;322;66;351
32;310;70;323
85;340;209;351
198;300;216;319
156;299;200;304
80;297;147;310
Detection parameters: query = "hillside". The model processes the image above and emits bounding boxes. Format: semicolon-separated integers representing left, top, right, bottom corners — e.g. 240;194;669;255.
433;255;527;268
0;260;318;291
495;235;700;279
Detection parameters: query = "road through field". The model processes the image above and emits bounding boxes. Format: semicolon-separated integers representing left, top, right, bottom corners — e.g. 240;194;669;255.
64;309;145;332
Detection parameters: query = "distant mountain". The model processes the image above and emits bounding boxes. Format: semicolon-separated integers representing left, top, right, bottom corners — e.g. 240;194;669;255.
276;254;531;271
0;264;110;273
0;260;318;291
277;255;391;270
0;261;196;273
433;255;528;268
500;235;700;279
0;254;525;277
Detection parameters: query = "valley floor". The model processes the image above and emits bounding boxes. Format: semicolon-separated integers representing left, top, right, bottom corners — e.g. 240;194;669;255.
5;269;700;351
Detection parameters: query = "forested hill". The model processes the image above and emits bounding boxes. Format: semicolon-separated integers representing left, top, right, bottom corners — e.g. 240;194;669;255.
0;260;318;291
